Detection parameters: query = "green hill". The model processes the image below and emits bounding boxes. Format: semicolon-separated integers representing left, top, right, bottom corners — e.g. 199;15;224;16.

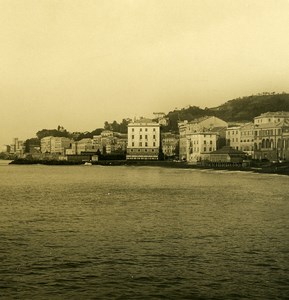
164;92;289;132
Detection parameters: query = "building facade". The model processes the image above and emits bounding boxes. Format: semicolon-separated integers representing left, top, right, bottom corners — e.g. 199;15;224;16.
239;122;255;156
186;132;219;163
126;119;160;160
226;126;241;150
161;132;179;158
253;120;289;161
10;138;25;156
41;136;72;155
178;116;228;161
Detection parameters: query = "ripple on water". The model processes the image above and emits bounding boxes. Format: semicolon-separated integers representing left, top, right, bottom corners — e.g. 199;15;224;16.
0;165;288;299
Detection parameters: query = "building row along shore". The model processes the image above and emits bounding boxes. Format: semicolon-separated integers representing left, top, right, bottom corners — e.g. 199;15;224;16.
4;111;289;164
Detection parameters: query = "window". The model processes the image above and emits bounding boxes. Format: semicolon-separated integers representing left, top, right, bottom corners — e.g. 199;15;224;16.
153;135;156;139
140;128;142;131
139;142;142;146
210;140;212;145
145;142;148;147
204;147;206;152
132;128;134;132
145;135;148;139
153;142;156;147
132;142;134;147
132;135;134;139
204;140;206;144
130;149;133;152
153;128;156;131
145;128;148;131
140;135;142;139
209;147;212;151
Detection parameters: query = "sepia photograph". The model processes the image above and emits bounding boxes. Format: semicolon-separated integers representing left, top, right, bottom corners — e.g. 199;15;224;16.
0;0;289;299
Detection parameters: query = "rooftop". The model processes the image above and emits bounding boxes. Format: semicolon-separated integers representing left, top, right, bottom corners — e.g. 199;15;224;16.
210;146;246;156
255;111;289;118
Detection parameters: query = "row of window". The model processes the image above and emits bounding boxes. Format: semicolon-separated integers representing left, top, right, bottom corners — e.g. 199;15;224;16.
191;140;213;145
191;147;213;152
256;118;281;123
229;128;285;137
130;149;156;152
256;129;282;136
131;128;156;132
131;142;156;147
228;130;253;135
230;138;254;143
241;131;254;136
227;130;238;135
240;139;254;143
131;135;156;140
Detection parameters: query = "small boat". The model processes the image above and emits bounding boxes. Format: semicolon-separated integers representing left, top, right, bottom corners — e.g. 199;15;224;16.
84;162;92;166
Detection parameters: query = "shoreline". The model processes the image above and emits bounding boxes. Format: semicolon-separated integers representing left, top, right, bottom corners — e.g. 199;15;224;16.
9;158;289;176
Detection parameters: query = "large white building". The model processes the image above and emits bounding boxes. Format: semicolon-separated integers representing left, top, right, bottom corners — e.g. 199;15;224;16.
225;112;289;160
186;132;219;163
126;118;160;160
178;116;228;161
10;138;24;156
41;136;72;155
253;112;289;161
226;126;241;150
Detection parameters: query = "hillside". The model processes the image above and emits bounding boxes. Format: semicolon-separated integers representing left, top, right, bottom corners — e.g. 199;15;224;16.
163;93;289;132
23;93;289;148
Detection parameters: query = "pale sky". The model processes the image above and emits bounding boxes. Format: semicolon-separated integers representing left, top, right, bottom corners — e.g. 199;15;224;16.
1;0;289;146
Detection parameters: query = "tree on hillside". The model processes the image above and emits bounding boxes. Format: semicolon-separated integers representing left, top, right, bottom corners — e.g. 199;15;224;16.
36;128;71;140
103;118;130;133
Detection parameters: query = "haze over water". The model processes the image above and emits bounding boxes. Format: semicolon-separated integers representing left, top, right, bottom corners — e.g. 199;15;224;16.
0;164;288;299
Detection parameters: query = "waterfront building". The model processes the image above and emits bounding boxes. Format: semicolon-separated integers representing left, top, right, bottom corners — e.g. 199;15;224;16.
161;132;179;158
76;138;95;154
92;135;102;153
178;120;188;161
10;138;25;156
253;112;289;161
100;130;114;154
92;131;127;155
40;136;51;154
239;122;255;156
112;132;127;154
178;116;228;161
41;136;72;155
226;126;241;150
186;132;219;163
254;111;289;125
126;118;160;160
209;146;246;165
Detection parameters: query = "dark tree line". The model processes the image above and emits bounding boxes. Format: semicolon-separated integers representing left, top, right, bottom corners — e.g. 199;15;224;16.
104;118;130;133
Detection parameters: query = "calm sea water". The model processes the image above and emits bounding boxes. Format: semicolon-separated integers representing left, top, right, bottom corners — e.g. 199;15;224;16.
0;163;288;299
